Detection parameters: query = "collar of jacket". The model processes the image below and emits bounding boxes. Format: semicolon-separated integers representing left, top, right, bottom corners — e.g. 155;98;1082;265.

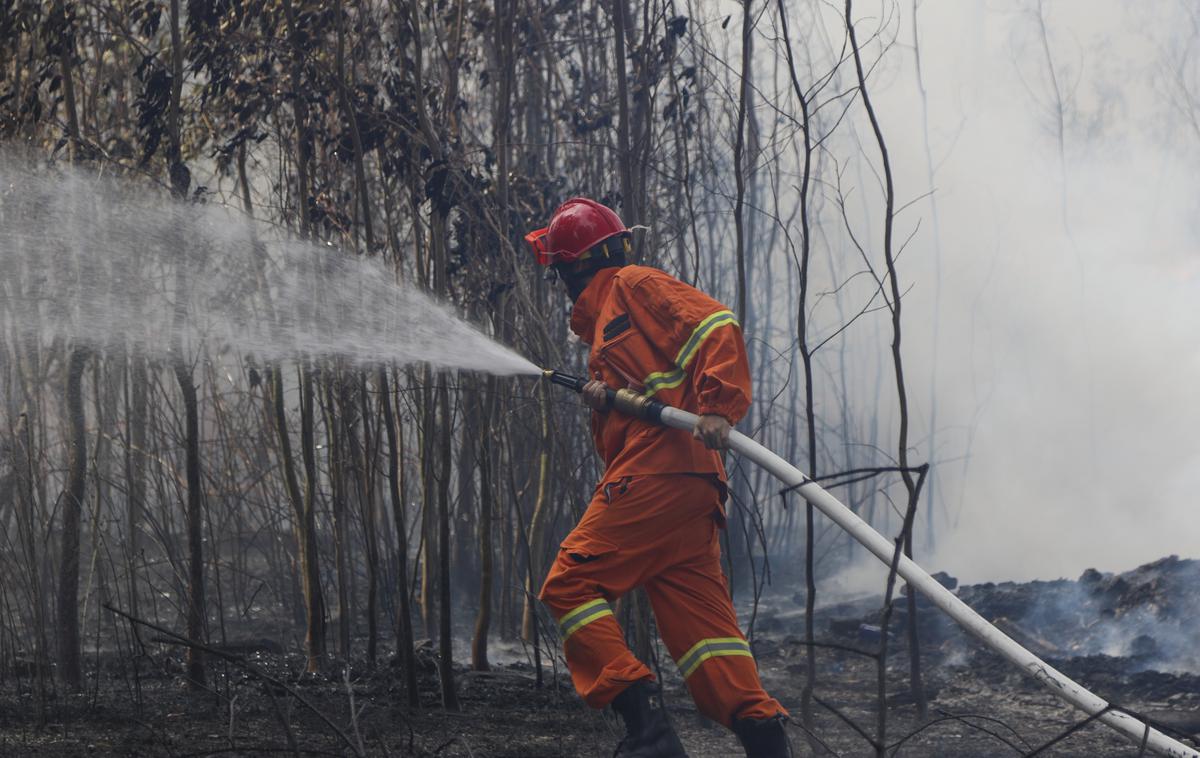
569;266;621;345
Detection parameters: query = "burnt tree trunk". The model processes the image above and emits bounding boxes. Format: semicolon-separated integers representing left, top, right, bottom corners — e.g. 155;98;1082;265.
53;0;85;692
354;374;380;666
56;348;87;690
436;378;459;710
381;367;419;705
124;357;147;620
299;368;326;672
418;374;436;639
324;378;352;661
522;382;551;643
847;0;927;731
778;0;819;736
173;361;206;687
471;379;498;671
165;0;206;687
271;368;326;672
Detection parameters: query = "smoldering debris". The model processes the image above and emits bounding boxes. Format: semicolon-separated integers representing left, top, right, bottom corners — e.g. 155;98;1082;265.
801;554;1200;684
737;556;1200;753
936;555;1200;673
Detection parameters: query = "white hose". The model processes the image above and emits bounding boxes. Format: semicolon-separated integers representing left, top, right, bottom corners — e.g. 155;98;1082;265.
658;405;1198;757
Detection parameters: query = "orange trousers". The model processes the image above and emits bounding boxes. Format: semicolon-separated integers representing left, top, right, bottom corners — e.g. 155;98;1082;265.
539;474;786;728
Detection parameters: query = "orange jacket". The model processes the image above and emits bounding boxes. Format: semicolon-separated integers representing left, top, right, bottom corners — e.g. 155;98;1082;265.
569;266;752;487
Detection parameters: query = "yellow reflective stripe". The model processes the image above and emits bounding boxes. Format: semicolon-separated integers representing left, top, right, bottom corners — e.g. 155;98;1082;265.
641;310;738;398
558;598;614;641
676;636;753;679
675;310;737;369
643;367;686;397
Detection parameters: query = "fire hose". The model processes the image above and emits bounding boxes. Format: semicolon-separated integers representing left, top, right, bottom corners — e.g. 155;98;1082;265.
542;369;1199;758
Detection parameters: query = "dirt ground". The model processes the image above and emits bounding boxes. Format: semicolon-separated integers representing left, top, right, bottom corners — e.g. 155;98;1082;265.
4;561;1200;757
2;637;1195;757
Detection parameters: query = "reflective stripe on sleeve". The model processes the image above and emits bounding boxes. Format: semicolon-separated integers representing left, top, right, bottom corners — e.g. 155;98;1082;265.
675;310;738;369
643;366;687;396
557;598;614;641
643;309;738;398
675;636;754;679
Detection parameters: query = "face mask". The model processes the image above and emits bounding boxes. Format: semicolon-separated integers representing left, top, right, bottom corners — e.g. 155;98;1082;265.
552;263;589;301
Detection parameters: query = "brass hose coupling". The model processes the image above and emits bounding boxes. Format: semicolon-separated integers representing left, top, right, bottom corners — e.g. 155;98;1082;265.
611;388;665;423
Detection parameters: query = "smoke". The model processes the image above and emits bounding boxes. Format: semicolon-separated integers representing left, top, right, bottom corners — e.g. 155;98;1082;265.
697;0;1200;585
849;0;1200;582
0;153;538;377
953;557;1200;673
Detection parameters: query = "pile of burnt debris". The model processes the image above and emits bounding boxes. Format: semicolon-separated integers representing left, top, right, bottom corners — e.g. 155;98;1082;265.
785;555;1200;672
752;555;1200;749
773;556;1200;712
922;555;1198;670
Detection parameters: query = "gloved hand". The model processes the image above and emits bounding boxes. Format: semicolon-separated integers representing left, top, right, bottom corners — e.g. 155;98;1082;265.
582;380;610;412
693;414;732;449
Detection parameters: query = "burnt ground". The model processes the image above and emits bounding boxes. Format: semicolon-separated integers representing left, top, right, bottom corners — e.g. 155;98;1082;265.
3;556;1200;757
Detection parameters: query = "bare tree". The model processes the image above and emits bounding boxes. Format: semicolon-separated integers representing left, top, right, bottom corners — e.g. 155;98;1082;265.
846;0;927;727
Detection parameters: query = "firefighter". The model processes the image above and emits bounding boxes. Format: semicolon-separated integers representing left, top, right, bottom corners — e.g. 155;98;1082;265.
526;198;791;758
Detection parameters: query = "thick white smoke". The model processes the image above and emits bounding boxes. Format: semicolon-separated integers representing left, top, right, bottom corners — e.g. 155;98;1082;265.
861;0;1200;581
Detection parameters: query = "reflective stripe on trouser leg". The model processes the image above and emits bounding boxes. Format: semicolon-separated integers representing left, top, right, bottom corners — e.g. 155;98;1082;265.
557;598;615;642
642;498;788;727
676;636;754;679
541;541;651;708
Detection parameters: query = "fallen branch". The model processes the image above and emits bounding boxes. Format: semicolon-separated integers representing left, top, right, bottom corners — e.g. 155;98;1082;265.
102;603;363;758
787;638;880;660
814;693;881;752
175;749;340;758
888;711;1028;755
1023;705;1113;756
785;718;844;757
1024;705;1200;758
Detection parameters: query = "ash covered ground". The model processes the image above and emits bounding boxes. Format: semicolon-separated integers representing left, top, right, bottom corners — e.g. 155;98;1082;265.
2;557;1198;757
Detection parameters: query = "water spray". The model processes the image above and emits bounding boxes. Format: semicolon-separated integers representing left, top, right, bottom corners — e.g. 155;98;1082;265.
542;369;1198;758
0;154;538;376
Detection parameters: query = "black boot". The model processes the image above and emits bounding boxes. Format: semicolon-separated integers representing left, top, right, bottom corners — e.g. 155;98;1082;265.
610;680;689;758
731;715;791;758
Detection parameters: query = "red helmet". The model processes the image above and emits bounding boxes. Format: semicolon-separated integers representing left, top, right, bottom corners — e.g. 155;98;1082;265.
524;197;630;266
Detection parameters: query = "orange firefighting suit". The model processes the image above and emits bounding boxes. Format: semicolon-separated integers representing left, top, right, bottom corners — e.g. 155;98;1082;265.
539;265;787;728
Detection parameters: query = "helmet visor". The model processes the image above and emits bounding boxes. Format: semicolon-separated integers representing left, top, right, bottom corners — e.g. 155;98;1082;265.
524;227;555;266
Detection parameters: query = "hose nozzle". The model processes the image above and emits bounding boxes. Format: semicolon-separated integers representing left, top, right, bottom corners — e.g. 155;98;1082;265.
542;368;587;393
